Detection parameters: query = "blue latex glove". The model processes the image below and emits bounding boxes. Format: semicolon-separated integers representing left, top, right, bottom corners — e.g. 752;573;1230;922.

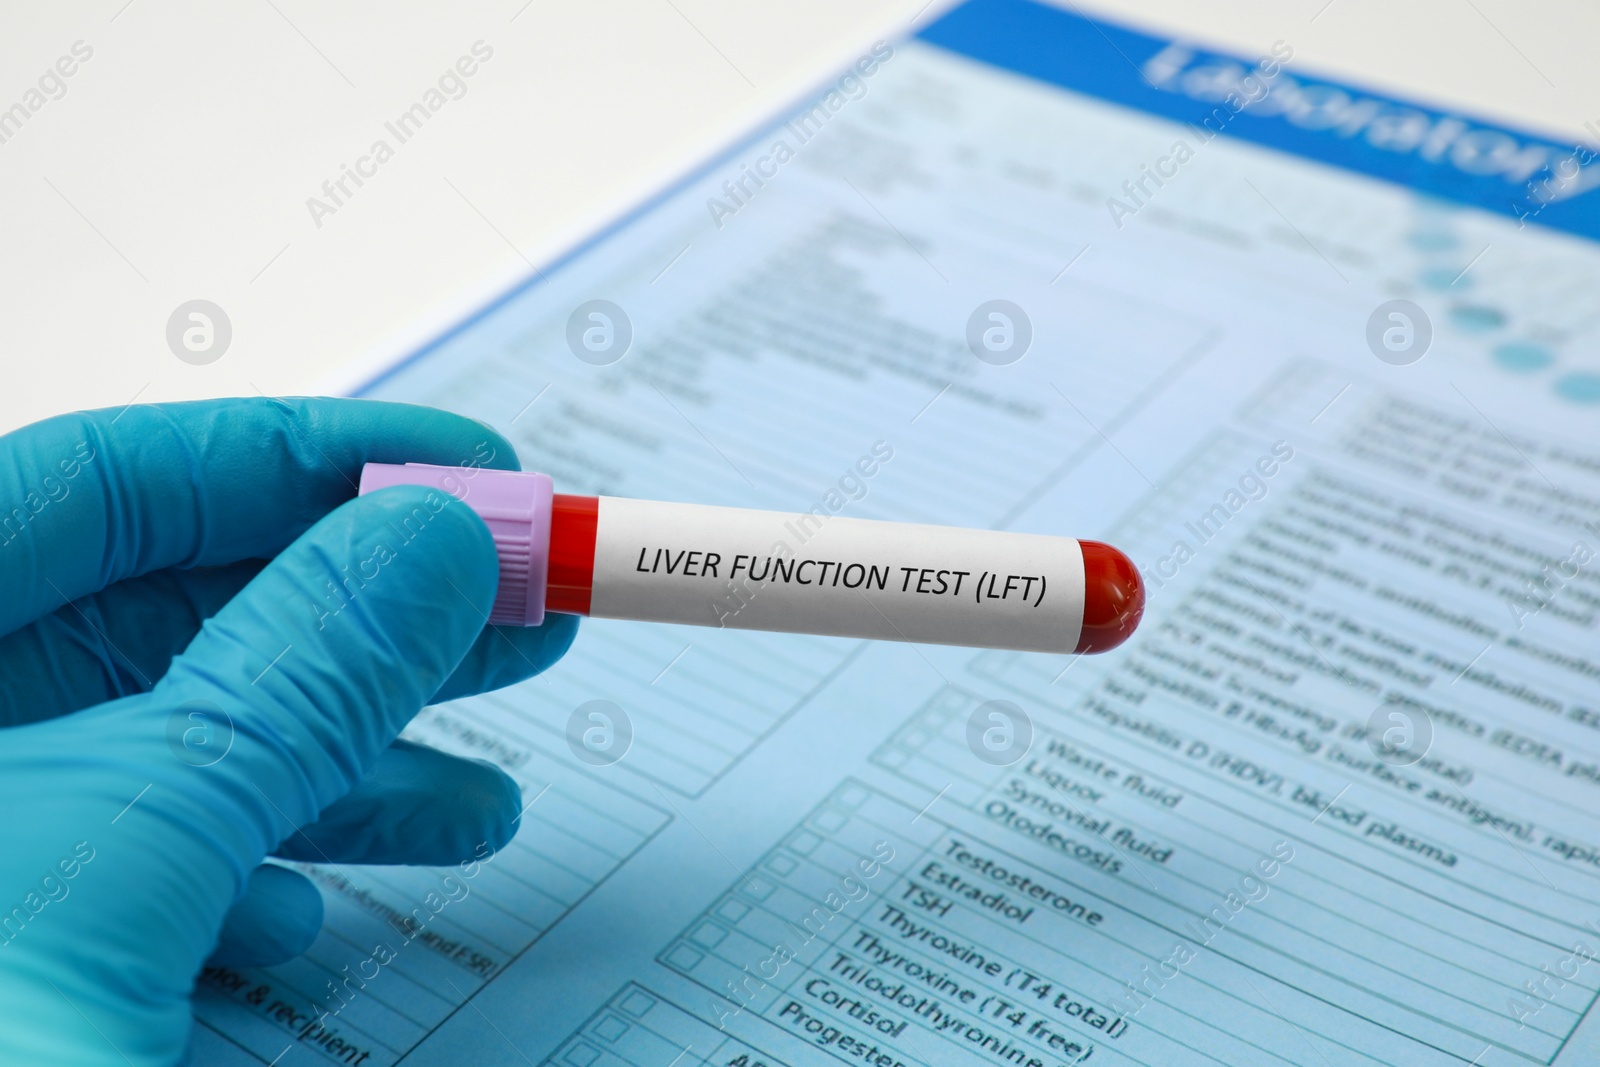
0;397;578;1065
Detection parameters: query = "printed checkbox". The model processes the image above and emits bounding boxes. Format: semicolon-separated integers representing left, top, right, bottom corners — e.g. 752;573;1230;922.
664;944;706;972
618;989;658;1018
787;830;823;855
765;853;798;877
716;898;752;923
737;877;775;901
563;1042;601;1067
810;808;848;832
877;748;908;768
836;786;870;809
690;922;729;948
593;1015;630;1042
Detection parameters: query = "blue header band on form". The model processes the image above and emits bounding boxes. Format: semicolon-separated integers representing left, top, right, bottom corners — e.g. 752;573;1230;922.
919;0;1600;241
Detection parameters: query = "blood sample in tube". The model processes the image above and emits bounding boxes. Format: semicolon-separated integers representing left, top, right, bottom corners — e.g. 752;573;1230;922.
359;463;1143;654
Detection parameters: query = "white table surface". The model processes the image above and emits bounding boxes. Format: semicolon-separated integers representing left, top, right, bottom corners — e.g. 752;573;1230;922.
1;0;1594;434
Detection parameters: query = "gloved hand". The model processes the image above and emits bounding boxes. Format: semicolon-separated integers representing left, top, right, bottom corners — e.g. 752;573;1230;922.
0;397;578;1065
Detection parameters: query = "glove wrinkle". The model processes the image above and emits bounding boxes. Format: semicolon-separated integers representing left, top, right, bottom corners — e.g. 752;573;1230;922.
273;739;522;866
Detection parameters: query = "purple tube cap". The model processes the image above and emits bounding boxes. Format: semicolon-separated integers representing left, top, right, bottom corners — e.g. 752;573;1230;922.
358;462;553;626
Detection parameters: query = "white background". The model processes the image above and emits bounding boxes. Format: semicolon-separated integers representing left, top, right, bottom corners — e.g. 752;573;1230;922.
0;0;1594;434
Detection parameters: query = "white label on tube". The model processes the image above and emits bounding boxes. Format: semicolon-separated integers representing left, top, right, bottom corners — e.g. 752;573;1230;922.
589;497;1085;653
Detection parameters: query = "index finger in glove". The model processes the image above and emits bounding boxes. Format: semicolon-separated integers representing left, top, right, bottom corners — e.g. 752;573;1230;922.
152;484;506;884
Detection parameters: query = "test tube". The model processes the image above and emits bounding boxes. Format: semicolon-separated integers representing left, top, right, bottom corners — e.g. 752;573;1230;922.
359;463;1143;654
